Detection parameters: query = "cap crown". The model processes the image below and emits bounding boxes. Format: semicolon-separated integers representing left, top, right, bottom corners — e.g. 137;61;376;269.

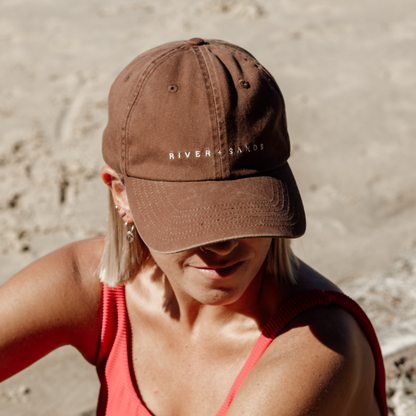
103;39;291;182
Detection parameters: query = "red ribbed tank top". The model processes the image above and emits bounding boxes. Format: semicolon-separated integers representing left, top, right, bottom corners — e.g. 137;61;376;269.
95;285;388;416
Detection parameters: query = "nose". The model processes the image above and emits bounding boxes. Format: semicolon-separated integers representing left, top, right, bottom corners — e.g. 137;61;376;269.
201;239;239;255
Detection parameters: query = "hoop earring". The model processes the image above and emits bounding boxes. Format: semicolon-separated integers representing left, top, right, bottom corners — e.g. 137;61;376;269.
200;247;210;253
125;222;135;243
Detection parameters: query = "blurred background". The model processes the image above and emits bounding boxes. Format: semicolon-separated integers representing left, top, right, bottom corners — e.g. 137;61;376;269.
0;0;415;414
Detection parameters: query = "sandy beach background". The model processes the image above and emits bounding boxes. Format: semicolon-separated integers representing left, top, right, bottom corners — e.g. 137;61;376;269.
0;0;415;414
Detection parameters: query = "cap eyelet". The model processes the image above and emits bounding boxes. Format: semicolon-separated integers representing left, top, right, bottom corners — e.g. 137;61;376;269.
168;84;179;93
239;79;250;89
124;73;132;82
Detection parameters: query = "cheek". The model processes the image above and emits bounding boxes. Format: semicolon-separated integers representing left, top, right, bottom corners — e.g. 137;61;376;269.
150;253;185;282
149;251;205;297
254;238;273;257
243;238;272;271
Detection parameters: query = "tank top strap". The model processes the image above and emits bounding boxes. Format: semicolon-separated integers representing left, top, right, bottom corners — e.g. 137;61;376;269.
95;284;135;415
95;284;123;364
215;289;387;416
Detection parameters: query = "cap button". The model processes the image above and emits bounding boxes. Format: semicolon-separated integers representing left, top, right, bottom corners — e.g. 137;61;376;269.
188;37;205;46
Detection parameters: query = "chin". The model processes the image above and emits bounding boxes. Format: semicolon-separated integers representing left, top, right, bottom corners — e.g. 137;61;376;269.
195;288;242;306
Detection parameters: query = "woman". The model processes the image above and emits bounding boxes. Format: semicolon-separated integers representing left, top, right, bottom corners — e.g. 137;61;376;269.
0;38;387;415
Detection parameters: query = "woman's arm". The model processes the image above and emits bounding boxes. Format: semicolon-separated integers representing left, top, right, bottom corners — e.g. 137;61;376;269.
0;237;103;382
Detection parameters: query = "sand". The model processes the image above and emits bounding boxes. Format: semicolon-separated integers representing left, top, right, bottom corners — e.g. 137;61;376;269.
0;0;415;414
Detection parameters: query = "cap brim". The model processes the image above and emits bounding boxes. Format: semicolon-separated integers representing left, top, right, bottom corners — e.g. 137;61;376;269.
125;162;306;253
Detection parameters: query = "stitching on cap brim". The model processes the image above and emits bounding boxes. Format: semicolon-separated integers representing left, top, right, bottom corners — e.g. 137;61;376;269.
125;163;306;253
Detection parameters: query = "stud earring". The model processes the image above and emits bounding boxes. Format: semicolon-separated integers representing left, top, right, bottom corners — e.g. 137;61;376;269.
125;222;135;243
121;211;127;218
115;205;119;210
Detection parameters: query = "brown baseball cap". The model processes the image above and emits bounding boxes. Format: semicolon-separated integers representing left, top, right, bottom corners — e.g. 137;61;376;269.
102;38;306;253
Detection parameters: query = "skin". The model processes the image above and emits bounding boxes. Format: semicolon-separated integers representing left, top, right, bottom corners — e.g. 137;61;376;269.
0;166;382;416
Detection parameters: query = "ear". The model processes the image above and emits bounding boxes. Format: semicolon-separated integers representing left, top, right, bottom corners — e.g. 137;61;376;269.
101;166;134;223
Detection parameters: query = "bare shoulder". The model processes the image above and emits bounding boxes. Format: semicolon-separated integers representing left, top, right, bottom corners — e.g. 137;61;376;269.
0;237;104;382
228;265;381;416
0;236;104;308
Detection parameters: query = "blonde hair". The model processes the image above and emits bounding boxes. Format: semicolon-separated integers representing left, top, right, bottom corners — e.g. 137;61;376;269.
99;178;298;287
264;237;299;285
99;186;150;288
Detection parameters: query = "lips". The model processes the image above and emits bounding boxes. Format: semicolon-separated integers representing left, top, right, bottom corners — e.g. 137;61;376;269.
193;261;244;280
